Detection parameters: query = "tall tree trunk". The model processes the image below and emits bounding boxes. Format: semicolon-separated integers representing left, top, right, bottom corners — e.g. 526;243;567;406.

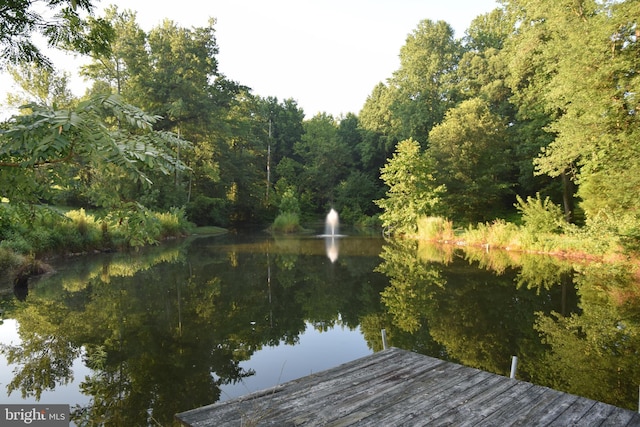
561;170;574;223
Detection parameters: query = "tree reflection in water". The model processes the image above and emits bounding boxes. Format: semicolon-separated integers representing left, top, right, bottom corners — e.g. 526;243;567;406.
1;233;640;426
375;239;640;411
0;234;386;425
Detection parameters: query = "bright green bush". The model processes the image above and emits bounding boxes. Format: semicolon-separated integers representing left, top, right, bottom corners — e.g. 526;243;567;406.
462;219;521;249
122;209;161;247
66;208;92;236
515;193;565;234
155;211;180;235
65;209;102;248
154;207;192;238
416;216;454;241
106;207;191;248
272;212;301;233
484;219;520;248
278;187;300;215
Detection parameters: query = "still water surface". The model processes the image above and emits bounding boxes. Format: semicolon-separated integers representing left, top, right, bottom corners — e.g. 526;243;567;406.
1;231;639;425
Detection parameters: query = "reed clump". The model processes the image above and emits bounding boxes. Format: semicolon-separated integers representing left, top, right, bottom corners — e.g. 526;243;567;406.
271;212;302;233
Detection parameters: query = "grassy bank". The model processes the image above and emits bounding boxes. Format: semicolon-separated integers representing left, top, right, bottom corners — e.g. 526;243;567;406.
190;226;228;235
0;203;197;283
413;215;628;262
400;194;638;262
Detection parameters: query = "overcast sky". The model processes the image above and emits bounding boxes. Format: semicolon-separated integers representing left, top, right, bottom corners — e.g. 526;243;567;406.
1;0;498;118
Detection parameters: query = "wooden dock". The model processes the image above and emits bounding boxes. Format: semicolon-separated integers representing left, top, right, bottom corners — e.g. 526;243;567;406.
176;347;640;426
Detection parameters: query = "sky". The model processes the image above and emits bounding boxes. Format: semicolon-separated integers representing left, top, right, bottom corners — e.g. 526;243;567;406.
1;0;498;119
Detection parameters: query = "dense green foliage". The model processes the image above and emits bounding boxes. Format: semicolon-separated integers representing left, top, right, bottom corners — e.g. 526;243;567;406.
0;203;192;256
1;0;639;254
367;0;640;251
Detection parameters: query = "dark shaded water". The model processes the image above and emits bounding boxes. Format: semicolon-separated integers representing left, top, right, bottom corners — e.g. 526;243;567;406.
1;231;639;425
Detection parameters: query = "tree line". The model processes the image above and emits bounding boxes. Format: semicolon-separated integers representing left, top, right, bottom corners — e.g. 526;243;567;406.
1;0;639;246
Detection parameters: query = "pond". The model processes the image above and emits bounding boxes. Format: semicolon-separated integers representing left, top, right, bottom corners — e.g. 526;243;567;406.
1;230;639;426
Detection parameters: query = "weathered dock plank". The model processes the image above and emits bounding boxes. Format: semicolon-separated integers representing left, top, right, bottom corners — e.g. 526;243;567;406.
234;349;445;425
175;347;640;427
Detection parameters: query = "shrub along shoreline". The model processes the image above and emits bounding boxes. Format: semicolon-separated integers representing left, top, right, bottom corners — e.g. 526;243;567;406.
383;194;636;264
414;216;630;264
0;203;197;286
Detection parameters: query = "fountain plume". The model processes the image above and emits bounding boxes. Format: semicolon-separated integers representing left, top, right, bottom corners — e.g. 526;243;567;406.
323;209;340;263
325;209;339;236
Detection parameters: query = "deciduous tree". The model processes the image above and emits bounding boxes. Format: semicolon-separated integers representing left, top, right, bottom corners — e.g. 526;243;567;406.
389;19;463;143
376;138;444;235
427;98;511;222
